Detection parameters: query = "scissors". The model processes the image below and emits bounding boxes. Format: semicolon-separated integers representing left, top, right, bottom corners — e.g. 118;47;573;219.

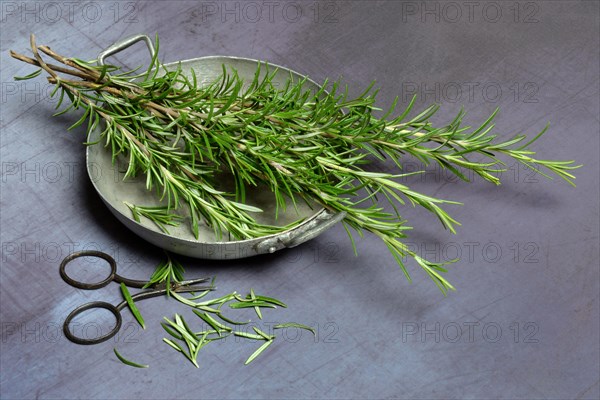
60;250;214;345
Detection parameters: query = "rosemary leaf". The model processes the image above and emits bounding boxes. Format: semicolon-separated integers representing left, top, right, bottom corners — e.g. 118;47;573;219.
217;313;250;325
195;292;237;306
233;331;268;340
194;329;230;336
161;323;183;340
120;283;145;329
229;302;277;309
113;348;149;368
193;310;232;335
163;316;197;345
250;288;262;320
14;68;42;80
246;294;288;308
196;305;222;314
274;322;316;337
191;331;210;364
253;326;274;340
188;290;211;300
163;338;184;353
245;339;274;365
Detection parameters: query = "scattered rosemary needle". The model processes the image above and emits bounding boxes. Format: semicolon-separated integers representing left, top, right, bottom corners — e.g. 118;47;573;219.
192;310;232;336
250;288;262;320
10;34;580;293
245;340;274;365
274;323;316;337
229;301;277;309
233;331;268;340
247;295;288;308
217;313;250;325
113;348;149;368
149;257;316;367
253;326;274;340
120;282;145;329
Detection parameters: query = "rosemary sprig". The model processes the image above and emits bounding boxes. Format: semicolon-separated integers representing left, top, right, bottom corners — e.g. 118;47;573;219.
142;252;185;295
10;35;580;293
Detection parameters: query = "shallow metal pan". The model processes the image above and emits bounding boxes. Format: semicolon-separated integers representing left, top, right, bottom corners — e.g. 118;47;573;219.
87;34;345;259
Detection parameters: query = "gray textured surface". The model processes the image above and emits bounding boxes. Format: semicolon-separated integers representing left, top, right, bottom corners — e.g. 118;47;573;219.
1;1;598;399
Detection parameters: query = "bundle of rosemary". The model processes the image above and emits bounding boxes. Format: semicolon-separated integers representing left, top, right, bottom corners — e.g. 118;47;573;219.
11;35;579;294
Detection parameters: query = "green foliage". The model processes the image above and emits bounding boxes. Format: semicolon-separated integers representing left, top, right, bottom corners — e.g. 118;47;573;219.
120;283;146;329
125;202;183;234
113;348;149;368
11;34;580;294
161;284;302;367
143;252;185;295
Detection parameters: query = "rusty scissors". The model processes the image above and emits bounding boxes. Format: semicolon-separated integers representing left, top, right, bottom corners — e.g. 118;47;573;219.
60;250;214;345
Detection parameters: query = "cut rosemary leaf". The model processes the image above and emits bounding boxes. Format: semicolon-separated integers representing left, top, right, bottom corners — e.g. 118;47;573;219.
113;348;149;368
229;301;277;309
193;310;232;336
120;283;145;329
197;305;222;314
233;294;254;303
161;322;183;340
163;338;184;353
250;288;262;320
233;331;267;340
188;290;211;300
170;291;201;308
274;323;316;337
217;313;250;325
253;326;274;340
246;294;288;308
179;314;198;340
245;339;274;365
191;331;210;364
195;292;237;306
194;329;230;337
163;316;197;345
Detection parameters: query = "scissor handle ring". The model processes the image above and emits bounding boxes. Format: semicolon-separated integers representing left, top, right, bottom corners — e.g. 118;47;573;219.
60;251;117;290
63;301;122;345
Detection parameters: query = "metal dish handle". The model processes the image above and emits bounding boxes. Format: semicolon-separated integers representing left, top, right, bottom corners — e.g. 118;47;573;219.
97;34;155;66
284;209;346;248
255;209;347;253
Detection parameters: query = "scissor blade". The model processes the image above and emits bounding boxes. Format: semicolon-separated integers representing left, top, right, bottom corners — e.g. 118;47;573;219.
178;277;211;286
174;285;215;294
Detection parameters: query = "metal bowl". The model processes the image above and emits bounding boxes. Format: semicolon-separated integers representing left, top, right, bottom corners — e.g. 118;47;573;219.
86;35;344;259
